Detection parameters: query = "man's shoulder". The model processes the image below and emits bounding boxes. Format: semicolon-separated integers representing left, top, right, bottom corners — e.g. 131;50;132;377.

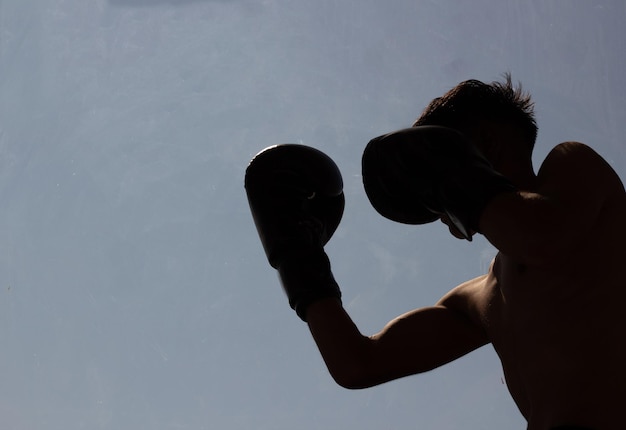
540;142;621;181
540;142;597;174
436;272;494;319
545;141;604;157
538;141;625;196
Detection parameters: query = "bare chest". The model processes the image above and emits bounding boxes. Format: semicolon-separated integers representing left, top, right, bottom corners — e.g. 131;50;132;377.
482;254;617;350
477;252;626;422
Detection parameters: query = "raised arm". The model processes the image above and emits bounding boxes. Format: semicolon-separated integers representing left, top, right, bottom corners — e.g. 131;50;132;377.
306;297;488;389
244;143;487;390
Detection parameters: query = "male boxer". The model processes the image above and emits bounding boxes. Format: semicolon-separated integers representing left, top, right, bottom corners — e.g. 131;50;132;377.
245;75;626;430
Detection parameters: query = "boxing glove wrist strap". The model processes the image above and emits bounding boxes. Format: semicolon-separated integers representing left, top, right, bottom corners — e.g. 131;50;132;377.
277;248;342;322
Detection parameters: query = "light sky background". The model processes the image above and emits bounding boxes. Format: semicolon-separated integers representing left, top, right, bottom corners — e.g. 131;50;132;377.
0;1;625;429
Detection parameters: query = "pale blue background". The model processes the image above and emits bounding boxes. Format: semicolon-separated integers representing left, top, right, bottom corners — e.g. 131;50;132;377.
1;1;624;429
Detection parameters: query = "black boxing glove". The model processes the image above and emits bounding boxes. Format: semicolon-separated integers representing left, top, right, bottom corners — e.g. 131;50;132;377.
245;144;344;321
362;126;516;240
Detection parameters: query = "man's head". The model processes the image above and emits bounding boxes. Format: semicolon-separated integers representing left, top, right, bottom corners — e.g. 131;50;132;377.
413;74;538;158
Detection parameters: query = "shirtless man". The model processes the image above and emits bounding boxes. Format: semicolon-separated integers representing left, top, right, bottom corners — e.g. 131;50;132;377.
245;76;626;430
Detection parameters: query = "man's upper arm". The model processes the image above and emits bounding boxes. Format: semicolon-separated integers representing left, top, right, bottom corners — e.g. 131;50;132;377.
364;286;489;385
307;275;489;389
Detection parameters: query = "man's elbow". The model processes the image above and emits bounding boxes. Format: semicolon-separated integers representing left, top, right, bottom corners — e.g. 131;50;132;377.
327;362;376;390
323;347;389;390
325;349;409;390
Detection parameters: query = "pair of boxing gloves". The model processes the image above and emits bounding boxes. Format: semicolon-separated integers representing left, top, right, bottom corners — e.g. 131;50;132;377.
244;126;516;321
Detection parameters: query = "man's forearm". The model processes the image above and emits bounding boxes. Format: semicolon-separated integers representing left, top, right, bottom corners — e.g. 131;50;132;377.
306;298;373;389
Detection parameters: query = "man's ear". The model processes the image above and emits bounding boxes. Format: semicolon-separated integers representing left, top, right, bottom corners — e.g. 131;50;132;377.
473;120;515;167
463;122;498;163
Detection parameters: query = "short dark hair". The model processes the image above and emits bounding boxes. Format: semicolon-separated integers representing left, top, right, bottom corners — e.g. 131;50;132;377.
413;74;538;151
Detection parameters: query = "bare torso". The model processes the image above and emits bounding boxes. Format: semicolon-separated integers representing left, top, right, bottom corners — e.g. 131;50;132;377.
453;175;626;429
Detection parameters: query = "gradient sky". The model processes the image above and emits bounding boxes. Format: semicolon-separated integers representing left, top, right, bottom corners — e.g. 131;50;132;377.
1;1;625;429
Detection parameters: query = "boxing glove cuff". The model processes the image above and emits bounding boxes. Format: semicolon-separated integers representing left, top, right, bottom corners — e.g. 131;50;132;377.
277;248;342;322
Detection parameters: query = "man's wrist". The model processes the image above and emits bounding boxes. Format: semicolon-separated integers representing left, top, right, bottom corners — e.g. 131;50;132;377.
277;248;342;321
